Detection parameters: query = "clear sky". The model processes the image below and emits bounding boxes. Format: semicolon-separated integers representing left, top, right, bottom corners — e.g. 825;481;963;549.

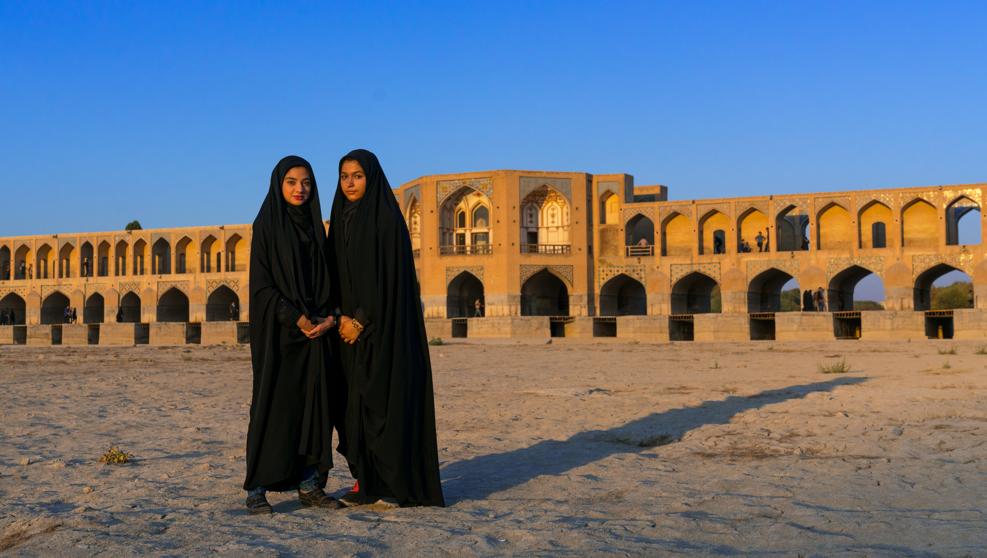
2;0;985;296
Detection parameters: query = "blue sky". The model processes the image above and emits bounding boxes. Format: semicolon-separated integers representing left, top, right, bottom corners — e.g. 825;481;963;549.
1;1;984;295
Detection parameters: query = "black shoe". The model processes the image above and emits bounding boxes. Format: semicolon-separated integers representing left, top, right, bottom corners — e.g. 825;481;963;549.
338;490;362;508
298;487;344;509
246;493;273;515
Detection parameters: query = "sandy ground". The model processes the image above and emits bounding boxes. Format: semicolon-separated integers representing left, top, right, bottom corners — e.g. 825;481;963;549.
1;339;985;557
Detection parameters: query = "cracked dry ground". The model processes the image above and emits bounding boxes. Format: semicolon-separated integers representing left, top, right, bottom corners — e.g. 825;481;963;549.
1;341;985;557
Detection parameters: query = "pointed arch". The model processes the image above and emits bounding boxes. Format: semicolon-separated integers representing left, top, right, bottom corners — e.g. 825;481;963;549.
200;235;219;273
175;236;194;274
737;208;769;253
0;293;26;324
747;268;799;312
945;195;980;246
828;265;884;311
0;246;10;281
858;200;892;249
13;244;32;279
58;242;77;278
520;186;569;251
914;263;973;311
35;243;53;279
41;290;71;324
447;271;484;318
157;287;189;322
119;291;142;322
776;205;809;251
816;202;851;250
698;210;729;255
95;240;111;276
226;234;245;272
132;239;148;275
600;274;647;316
80;241;94;277
114;240;128;276
661;212;691;257
152;238;171;274
206;285;240;321
521;269;569;316
625;213;655;254
901;197;937;248
671;272;721;314
600;191;620;225
84;293;105;324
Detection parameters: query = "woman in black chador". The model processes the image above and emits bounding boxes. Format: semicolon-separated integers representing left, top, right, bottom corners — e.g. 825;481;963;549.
329;149;445;508
243;155;346;514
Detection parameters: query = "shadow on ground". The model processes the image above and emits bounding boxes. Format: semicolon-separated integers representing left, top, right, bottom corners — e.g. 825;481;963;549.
441;376;867;504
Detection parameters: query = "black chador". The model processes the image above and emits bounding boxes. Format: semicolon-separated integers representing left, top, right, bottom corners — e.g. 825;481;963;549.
244;156;345;493
329;149;445;507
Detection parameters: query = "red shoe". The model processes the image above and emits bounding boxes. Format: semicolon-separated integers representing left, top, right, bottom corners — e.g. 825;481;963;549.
339;480;361;507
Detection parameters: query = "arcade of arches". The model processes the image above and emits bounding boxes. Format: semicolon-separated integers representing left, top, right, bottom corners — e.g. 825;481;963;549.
2;174;987;340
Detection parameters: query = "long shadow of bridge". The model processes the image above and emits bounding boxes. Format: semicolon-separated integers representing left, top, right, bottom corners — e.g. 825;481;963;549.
440;376;866;504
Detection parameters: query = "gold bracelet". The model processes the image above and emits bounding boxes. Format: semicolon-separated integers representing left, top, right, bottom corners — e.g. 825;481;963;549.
350;318;364;332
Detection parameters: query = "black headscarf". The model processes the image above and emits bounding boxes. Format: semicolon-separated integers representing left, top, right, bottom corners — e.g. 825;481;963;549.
328;149;445;507
244;155;345;492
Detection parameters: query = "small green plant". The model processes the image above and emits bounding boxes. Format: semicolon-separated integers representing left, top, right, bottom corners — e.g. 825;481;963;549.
818;358;851;374
937;346;957;355
99;446;133;465
942;361;952;369
428;337;444;346
711;361;720;369
975;345;987;355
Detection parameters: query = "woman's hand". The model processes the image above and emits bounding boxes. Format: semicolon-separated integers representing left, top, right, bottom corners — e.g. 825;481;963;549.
296;315;316;334
338;315;361;345
304;316;336;339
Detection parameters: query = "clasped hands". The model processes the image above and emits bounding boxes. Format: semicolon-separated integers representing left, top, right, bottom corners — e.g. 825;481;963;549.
296;314;362;343
296;315;336;339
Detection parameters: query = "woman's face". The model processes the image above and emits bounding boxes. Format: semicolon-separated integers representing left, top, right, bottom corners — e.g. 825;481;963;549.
281;166;312;206
340;159;367;202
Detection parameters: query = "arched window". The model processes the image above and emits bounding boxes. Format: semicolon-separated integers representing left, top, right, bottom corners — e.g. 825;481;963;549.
871;222;887;248
472;206;489;228
456;210;466;229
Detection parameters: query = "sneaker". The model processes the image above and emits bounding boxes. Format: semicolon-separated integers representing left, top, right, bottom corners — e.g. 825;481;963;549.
298;487;344;509
245;493;273;515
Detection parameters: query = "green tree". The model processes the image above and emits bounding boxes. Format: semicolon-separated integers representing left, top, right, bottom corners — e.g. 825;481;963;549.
932;281;973;309
779;287;801;311
125;220;143;231
854;300;884;311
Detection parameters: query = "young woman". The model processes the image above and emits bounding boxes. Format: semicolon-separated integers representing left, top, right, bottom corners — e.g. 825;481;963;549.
243;155;347;514
329;149;445;507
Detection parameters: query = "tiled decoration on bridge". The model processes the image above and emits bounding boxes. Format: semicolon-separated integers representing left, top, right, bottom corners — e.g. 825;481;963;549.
621;205;657;224
446;266;484;285
668;262;721;285
117;282;141;295
520;177;572;204
437;178;493;205
911;253;974;278
599;264;647;285
520;264;573;287
826;256;885;278
746;259;799;280
659;205;692;224
206;279;240;293
0;287;29;298
157;280;190;294
402;184;421;208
